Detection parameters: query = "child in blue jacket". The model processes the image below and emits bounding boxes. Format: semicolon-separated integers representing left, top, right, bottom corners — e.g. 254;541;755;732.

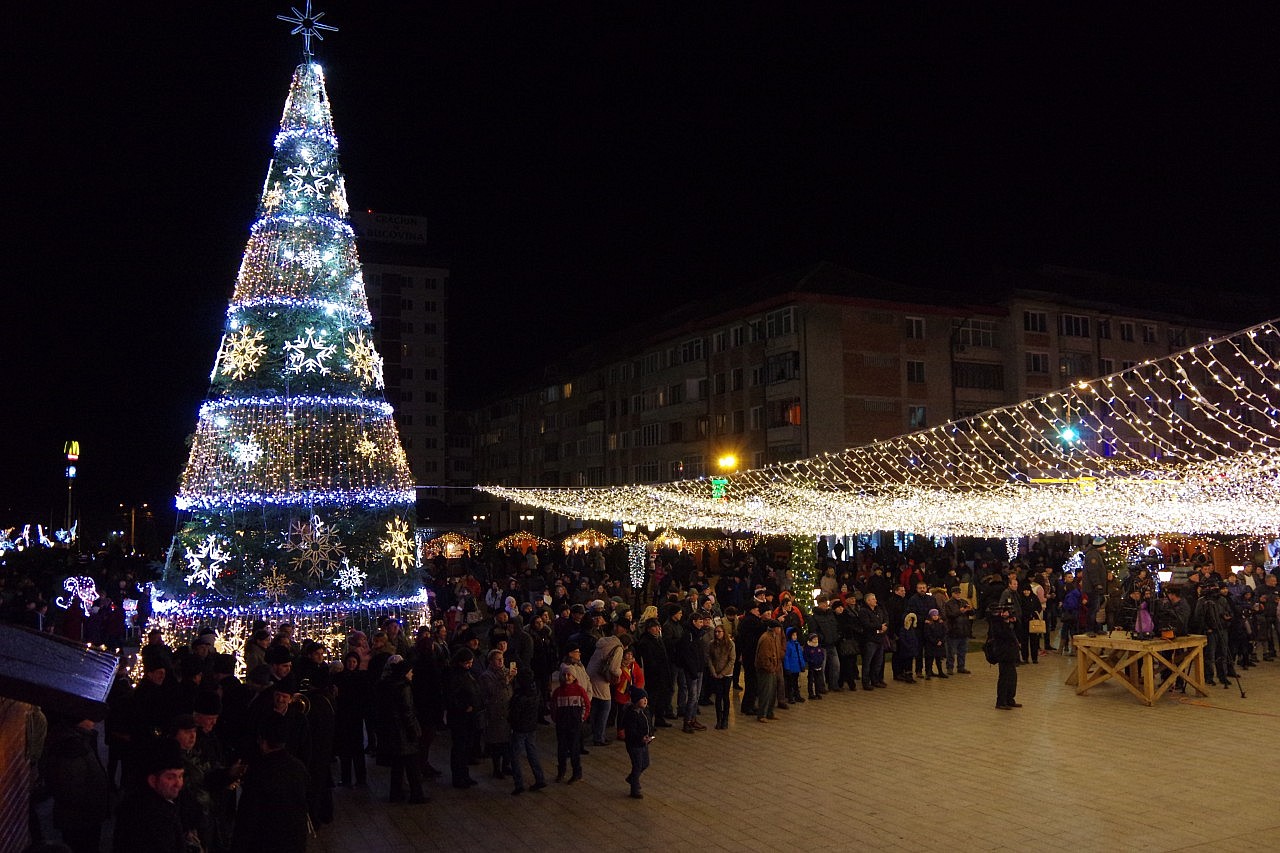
783;627;807;704
803;633;827;698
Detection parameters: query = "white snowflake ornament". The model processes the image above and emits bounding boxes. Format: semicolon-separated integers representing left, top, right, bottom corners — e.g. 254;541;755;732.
283;327;337;375
284;161;335;198
231;435;264;470
184;534;232;589
333;558;366;594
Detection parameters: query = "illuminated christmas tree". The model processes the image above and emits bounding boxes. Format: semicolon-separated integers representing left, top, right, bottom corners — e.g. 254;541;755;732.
168;17;415;603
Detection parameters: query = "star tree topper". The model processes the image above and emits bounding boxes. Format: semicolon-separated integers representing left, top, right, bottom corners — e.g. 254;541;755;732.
278;1;338;59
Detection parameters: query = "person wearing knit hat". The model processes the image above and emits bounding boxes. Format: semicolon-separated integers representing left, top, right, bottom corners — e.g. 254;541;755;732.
621;685;653;799
922;607;949;679
193;690;221;719
264;643;293;665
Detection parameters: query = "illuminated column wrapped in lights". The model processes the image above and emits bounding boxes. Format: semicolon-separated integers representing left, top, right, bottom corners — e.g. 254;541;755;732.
790;535;818;611
167;38;415;608
623;529;650;590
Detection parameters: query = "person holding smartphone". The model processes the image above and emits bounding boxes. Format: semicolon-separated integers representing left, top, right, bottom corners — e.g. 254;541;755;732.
622;687;653;799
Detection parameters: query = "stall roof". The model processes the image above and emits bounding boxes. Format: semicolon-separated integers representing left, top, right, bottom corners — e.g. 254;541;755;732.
0;624;118;721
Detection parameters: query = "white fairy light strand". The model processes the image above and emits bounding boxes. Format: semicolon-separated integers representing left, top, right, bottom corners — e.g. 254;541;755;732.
479;319;1280;537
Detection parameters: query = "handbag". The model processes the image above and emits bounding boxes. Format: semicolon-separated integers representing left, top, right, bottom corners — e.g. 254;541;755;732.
1028;618;1047;635
880;633;896;652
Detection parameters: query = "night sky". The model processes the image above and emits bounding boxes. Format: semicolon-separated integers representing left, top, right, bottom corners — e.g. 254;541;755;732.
5;3;1280;539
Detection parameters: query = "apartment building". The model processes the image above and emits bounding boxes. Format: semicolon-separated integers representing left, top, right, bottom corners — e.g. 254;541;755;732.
351;211;451;491
467;262;1248;527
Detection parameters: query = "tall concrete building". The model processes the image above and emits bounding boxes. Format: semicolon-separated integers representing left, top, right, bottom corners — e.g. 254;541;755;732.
467;262;1253;532
351;211;450;493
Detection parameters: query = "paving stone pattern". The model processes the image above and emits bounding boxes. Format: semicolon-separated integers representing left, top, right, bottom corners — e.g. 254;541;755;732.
310;650;1280;853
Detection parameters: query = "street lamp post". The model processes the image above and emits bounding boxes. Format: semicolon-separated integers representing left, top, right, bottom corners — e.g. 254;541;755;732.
119;503;151;555
63;441;80;551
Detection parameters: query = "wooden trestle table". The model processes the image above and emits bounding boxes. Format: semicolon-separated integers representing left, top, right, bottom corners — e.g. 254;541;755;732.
1066;633;1209;706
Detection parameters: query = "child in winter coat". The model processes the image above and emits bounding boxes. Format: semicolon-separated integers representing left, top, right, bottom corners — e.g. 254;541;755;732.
622;686;653;799
783;627;807;704
613;648;645;740
551;670;590;783
803;634;827;698
922;609;949;678
1060;585;1083;654
897;613;921;683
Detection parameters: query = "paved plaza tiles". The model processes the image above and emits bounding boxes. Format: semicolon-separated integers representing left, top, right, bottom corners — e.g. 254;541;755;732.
310;651;1280;853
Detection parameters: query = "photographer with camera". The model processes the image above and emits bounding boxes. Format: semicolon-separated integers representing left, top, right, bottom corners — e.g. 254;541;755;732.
987;603;1021;710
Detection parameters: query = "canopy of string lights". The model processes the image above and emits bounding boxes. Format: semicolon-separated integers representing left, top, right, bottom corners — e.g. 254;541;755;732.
479;319;1280;538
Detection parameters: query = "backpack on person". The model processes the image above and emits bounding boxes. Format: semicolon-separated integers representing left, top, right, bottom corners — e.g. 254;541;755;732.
982;636;998;664
596;643;622;683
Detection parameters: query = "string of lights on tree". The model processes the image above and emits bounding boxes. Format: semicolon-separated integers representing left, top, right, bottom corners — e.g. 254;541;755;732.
481;318;1280;538
164;13;416;622
131;586;432;682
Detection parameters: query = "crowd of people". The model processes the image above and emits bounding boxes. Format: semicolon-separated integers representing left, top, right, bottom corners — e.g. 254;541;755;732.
20;536;1280;853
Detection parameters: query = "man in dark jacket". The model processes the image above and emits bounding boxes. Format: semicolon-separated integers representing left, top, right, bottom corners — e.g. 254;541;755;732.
375;657;426;803
445;647;483;788
231;714;310;852
632;619;673;727
1165;587;1191;636
736;601;767;716
988;604;1021;710
661;609;687;718
833;599;862;690
676;613;709;732
1192;581;1232;686
1082;538;1109;631
1257;574;1279;660
507;669;547;795
45;713;111;853
942;587;974;674
857;594;889;690
884;585;912;683
807;596;840;693
112;740;188;853
905;582;936;678
126;659;179;785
